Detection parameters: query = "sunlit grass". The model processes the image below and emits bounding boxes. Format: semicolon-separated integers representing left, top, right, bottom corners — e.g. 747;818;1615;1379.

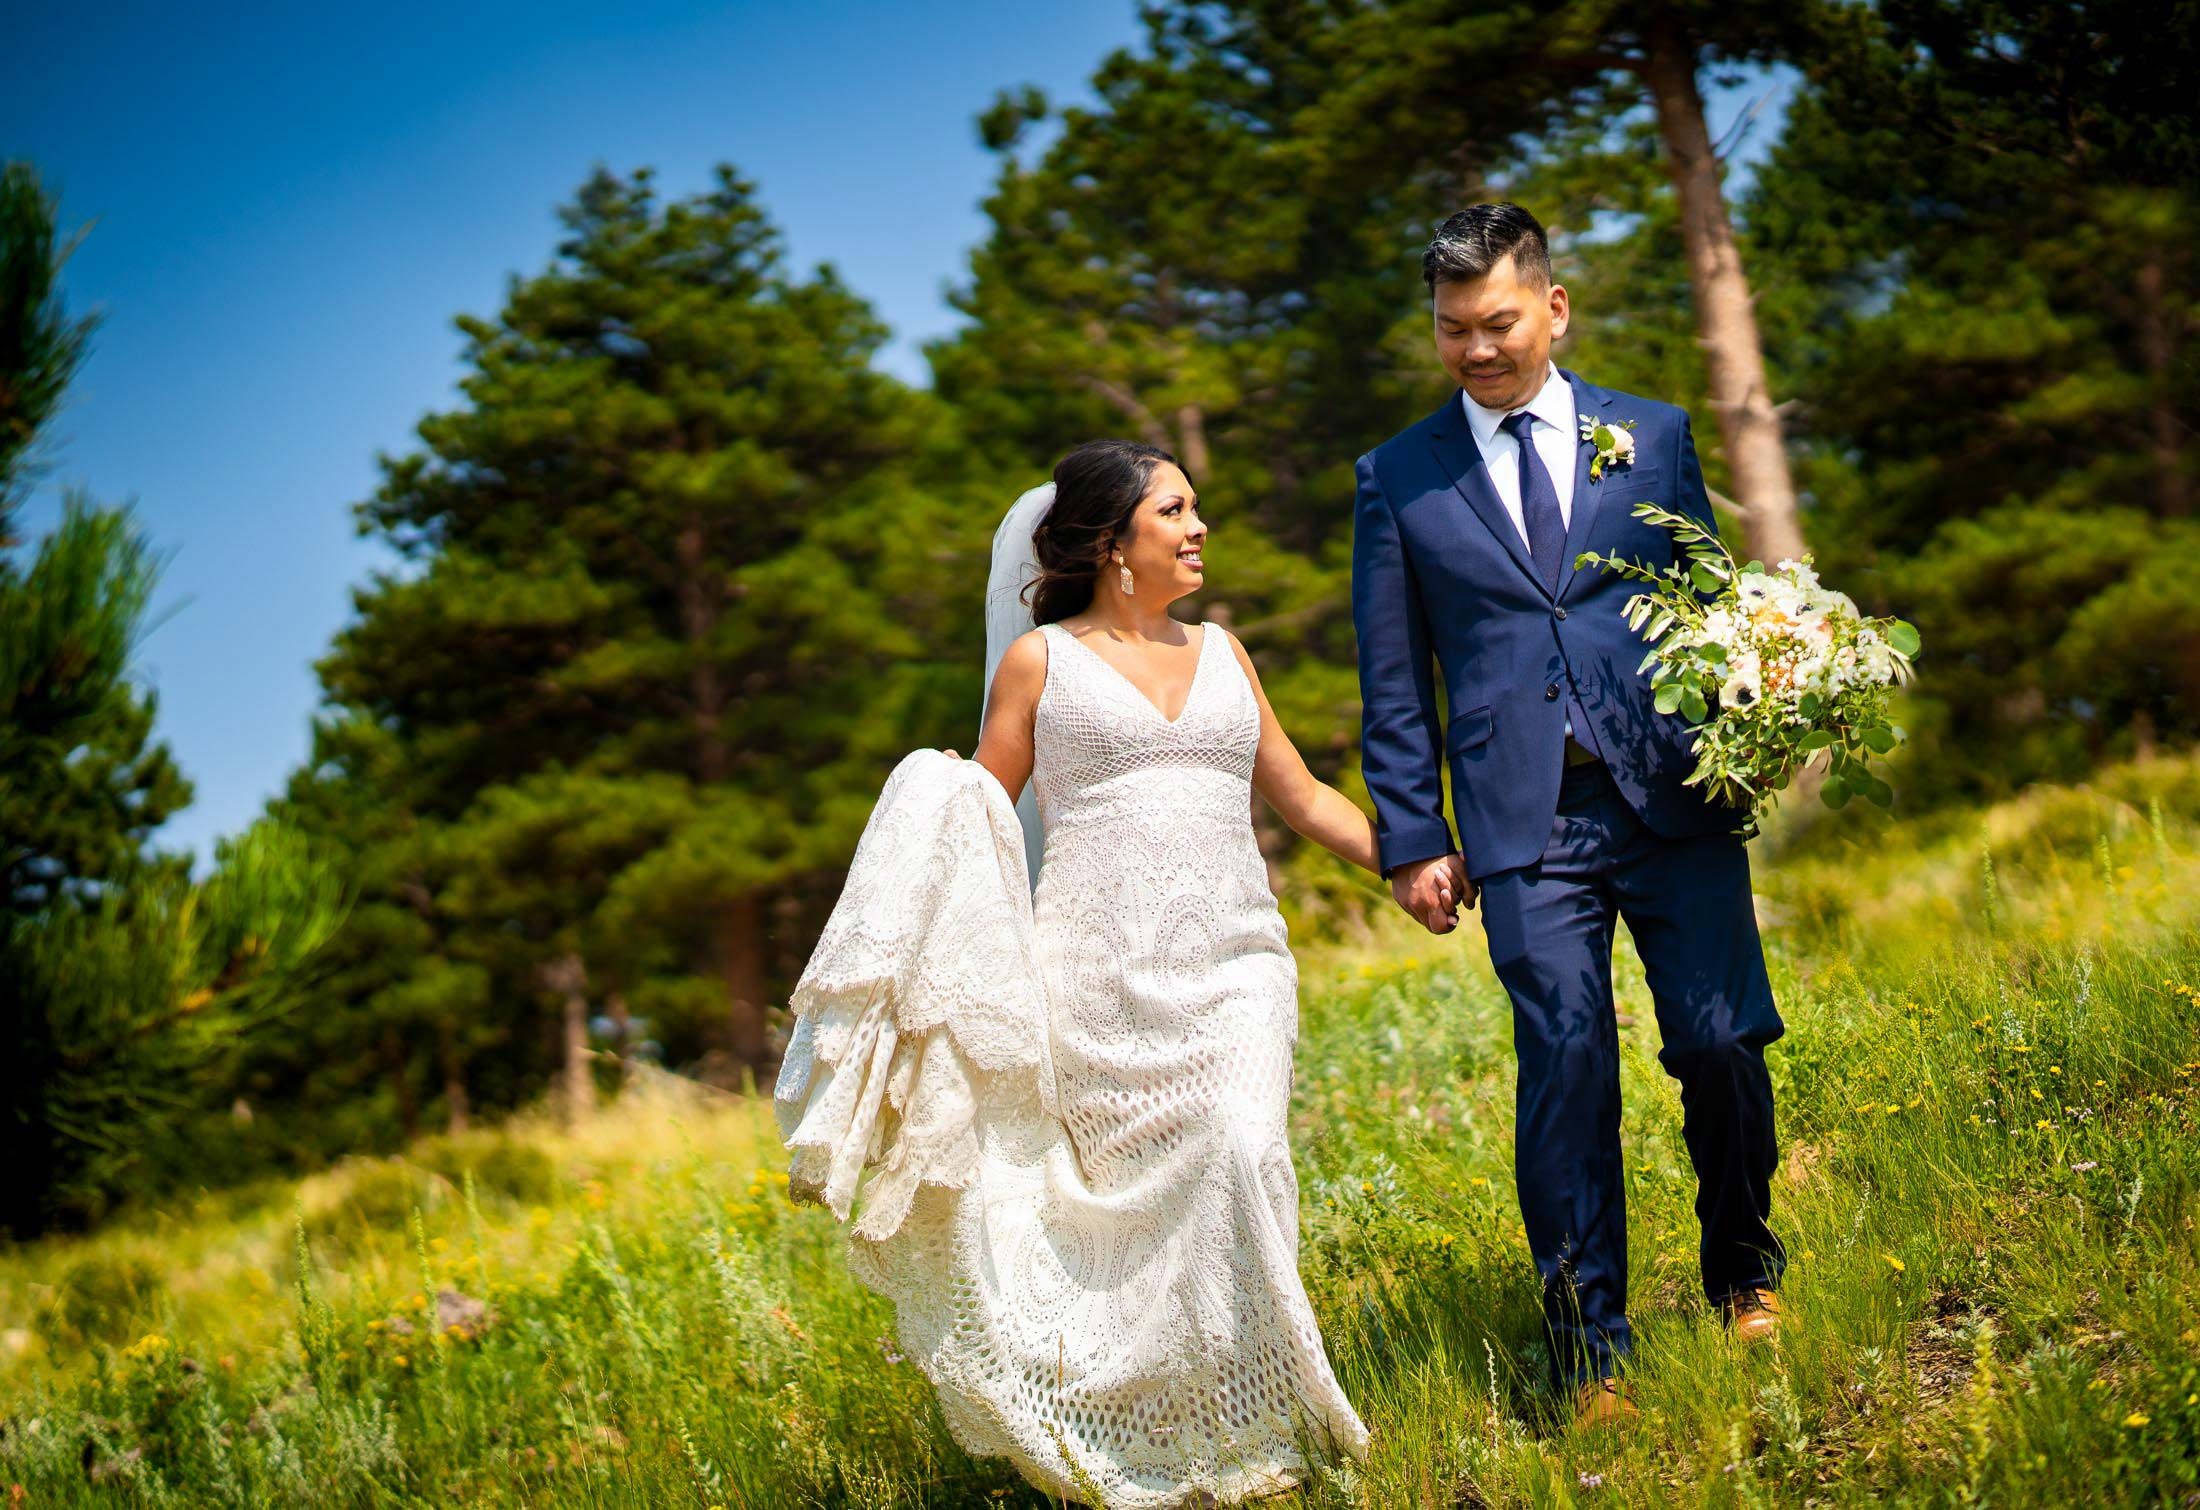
4;756;2199;1505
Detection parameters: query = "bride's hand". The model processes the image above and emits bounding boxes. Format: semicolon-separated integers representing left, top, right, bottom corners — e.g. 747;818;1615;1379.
943;748;961;759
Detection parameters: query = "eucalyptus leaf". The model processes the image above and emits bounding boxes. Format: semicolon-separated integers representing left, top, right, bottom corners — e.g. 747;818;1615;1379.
1655;683;1685;715
1821;774;1852;809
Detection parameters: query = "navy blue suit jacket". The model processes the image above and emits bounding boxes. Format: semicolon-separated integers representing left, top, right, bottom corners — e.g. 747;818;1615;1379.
1352;369;1747;881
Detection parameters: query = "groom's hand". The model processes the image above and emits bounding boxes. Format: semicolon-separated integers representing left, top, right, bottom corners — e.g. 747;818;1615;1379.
1391;853;1473;934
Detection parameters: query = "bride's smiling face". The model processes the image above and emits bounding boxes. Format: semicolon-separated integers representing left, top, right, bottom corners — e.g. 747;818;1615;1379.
1108;461;1207;602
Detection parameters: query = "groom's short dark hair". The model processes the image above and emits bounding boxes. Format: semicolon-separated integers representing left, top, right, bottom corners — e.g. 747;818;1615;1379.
1423;203;1551;292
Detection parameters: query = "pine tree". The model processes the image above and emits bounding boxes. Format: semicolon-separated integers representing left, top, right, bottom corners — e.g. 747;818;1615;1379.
318;164;974;1081
1742;0;2199;788
1283;0;1843;564
0;162;344;1233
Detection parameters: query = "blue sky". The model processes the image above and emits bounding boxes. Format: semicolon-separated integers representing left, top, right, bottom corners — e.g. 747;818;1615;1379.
5;3;1792;874
4;1;1148;871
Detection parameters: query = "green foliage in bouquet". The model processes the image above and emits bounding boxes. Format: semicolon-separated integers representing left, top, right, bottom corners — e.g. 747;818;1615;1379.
1578;503;1921;815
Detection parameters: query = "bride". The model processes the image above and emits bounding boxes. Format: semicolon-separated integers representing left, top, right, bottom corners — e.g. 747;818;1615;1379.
776;440;1441;1505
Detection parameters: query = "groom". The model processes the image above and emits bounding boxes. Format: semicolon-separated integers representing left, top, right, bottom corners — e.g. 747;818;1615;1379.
1350;203;1787;1422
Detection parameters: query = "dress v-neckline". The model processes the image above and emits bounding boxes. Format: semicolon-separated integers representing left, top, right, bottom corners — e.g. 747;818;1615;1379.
1051;621;1211;726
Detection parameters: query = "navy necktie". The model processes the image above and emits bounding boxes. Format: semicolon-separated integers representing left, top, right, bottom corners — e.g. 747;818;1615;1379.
1500;410;1565;597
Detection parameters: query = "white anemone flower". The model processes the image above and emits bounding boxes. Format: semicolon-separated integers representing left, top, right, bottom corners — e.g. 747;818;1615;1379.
1720;652;1765;710
1777;558;1822;592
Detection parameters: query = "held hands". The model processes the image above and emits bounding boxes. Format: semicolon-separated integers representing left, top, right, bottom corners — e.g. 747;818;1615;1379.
1390;853;1474;935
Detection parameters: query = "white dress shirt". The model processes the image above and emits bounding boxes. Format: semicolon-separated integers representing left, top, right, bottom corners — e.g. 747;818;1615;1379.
1461;361;1584;741
1460;361;1579;550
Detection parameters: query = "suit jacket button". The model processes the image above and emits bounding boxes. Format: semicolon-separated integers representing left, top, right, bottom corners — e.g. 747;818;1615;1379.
1544;683;1560;701
1554;606;1569;621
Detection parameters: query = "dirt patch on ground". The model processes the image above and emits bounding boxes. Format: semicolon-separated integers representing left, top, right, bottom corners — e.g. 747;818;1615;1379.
1906;1287;1988;1405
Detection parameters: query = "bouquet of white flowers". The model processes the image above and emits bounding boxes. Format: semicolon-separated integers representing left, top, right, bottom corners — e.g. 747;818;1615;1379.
1577;502;1921;817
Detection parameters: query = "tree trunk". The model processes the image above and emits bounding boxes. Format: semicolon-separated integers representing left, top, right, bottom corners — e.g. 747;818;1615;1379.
675;511;729;783
1639;30;1807;566
720;893;771;1069
674;504;772;1069
382;1027;418;1144
606;989;634;1087
1175;403;1212;481
541;951;594;1127
2135;256;2189;518
437;1018;470;1135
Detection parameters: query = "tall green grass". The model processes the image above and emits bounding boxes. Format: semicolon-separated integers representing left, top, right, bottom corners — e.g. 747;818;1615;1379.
4;757;2198;1505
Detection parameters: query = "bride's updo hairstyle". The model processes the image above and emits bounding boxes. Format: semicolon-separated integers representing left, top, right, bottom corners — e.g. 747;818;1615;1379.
1027;439;1182;626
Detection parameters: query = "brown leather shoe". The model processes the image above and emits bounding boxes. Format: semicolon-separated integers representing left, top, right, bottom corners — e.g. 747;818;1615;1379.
1719;1286;1783;1344
1572;1375;1638;1429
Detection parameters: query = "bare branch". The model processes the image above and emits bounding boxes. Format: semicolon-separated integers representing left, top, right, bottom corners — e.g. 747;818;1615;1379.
1704;485;1746;521
1074;373;1174;453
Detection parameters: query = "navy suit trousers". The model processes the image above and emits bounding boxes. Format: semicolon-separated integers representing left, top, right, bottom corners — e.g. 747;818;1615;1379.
1476;759;1787;1388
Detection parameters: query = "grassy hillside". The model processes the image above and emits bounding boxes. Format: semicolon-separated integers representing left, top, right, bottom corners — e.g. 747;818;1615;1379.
5;757;2199;1506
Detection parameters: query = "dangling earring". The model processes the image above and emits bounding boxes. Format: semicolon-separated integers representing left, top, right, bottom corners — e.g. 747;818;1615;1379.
1116;553;1135;596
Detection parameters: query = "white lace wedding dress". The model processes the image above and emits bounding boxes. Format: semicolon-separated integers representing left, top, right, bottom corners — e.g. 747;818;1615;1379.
775;619;1370;1507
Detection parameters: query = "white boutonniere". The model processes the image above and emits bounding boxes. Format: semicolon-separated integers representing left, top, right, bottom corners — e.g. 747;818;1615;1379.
1578;414;1639;481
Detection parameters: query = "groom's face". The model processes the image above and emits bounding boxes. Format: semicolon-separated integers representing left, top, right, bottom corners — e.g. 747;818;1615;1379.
1431;253;1570;414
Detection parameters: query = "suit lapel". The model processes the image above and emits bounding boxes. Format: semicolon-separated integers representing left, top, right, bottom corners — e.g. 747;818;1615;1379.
1425;397;1549;601
1556;369;1613;601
